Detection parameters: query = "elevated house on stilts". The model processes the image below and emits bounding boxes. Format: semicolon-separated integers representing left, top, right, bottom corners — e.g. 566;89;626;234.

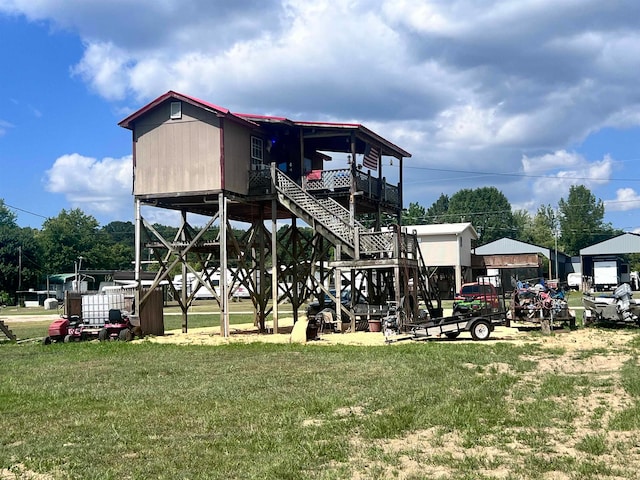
119;91;441;336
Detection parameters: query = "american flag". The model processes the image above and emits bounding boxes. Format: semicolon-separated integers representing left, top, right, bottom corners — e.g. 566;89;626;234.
363;144;379;170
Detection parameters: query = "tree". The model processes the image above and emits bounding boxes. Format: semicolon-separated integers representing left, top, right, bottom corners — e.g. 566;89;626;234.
0;200;41;300
447;187;514;244
530;204;558;250
102;220;135;244
38;208;100;274
424;194;450;224
558;185;613;255
98;221;136;270
402;202;427;225
512;209;534;244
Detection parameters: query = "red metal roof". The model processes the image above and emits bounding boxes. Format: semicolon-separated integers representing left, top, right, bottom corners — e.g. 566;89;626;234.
119;91;411;158
235;115;411;158
118;91;257;130
234;113;290;122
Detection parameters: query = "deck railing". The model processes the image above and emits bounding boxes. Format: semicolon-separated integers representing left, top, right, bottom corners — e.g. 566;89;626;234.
248;169;271;195
249;167;400;207
302;168;400;207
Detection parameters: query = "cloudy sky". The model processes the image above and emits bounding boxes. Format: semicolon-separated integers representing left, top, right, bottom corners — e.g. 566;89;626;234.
1;0;639;232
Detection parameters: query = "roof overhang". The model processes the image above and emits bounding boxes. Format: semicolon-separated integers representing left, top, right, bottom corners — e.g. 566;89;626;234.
118;91;258;130
236;115;412;159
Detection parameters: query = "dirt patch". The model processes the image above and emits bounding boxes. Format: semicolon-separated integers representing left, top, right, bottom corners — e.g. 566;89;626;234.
137;318;543;347
1;314;60;324
301;326;639;479
137;317;640;352
0;464;55;479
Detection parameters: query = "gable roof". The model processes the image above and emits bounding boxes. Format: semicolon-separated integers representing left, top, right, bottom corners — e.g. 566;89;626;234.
405;223;478;238
580;232;640;255
474;238;554;259
118;91;258;130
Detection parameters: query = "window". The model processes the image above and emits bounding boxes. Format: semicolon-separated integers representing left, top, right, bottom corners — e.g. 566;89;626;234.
251;136;264;169
170;101;182;119
251;136;264;161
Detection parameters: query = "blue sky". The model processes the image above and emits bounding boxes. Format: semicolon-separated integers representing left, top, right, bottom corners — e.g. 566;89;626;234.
1;1;639;233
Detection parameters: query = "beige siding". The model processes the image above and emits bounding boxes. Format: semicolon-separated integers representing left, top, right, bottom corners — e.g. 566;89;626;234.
133;101;222;196
419;235;459;266
459;234;473;265
222;120;253;195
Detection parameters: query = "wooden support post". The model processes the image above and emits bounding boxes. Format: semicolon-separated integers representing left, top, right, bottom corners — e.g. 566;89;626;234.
259;208;267;332
292;216;299;324
540;318;551;335
181;210;188;333
351;268;359;332
134;199;141;317
220;193;229;337
271;198;279;333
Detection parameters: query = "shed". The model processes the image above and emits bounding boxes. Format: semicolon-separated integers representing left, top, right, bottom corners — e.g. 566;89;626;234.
580;233;640;256
405;223;477;297
47;273;83;300
579;233;640;289
474;238;572;284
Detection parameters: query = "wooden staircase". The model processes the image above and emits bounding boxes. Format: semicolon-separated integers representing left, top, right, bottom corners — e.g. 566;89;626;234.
272;167;394;258
0;319;17;341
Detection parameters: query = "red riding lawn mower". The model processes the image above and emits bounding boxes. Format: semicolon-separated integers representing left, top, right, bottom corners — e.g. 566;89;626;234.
43;315;84;344
98;309;137;342
43;309;138;344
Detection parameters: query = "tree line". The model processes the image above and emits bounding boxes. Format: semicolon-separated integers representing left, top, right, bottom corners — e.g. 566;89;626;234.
403;184;621;255
0;184;629;303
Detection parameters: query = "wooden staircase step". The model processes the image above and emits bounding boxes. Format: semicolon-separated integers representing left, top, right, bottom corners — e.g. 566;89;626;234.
276;169;393;257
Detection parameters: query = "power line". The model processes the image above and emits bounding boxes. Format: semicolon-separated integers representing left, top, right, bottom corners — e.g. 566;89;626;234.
3;202;49;219
405;165;640;183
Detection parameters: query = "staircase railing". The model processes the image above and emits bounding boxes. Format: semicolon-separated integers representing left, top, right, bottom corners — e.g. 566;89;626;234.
272;165;396;258
273;167;355;247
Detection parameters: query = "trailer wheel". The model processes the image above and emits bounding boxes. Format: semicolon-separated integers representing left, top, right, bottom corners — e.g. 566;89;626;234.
470;320;491;341
118;329;133;342
98;328;109;342
445;332;460;339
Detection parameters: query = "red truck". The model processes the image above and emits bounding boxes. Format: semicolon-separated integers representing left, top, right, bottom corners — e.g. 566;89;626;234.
453;282;501;314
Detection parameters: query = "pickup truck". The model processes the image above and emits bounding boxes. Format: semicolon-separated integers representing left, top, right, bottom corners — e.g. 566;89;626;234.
453;282;501;314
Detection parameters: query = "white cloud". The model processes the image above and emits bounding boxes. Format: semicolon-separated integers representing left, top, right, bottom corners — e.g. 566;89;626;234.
4;0;640;226
71;42;132;101
606;188;640;212
514;152;615;213
44;153;132;219
522;150;583;174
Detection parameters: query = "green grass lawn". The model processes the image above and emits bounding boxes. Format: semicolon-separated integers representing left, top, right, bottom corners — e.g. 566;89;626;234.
2;332;640;479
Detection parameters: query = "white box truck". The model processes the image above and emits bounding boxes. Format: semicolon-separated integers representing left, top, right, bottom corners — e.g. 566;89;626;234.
567;273;582;290
593;260;619;292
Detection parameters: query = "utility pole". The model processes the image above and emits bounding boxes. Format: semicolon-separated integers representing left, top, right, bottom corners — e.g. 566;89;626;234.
554;207;559;281
18;246;22;291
